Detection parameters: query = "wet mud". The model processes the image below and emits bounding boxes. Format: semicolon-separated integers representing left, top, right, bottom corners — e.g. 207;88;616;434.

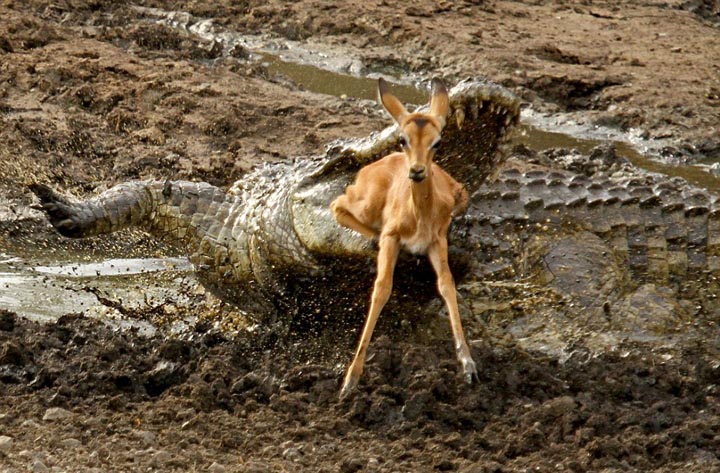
2;311;719;471
1;0;720;471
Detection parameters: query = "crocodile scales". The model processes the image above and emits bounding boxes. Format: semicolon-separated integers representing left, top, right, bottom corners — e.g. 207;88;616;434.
30;79;720;329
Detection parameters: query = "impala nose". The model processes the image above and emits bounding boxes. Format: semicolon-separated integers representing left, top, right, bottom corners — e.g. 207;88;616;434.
409;165;426;182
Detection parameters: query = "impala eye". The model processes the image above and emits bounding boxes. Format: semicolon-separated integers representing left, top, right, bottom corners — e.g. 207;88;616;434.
431;140;441;150
398;136;408;148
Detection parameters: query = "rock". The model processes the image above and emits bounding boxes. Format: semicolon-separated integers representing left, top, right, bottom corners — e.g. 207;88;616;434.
31;459;49;472
21;419;41;430
0;435;13;454
132;429;156;446
151;449;172;467
132;126;166;146
208;462;227;473
145;360;183;396
42;407;72;422
60;438;82;449
282;447;302;462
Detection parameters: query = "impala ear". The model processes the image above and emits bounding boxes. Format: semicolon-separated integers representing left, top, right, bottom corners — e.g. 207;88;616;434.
429;78;449;129
378;78;409;125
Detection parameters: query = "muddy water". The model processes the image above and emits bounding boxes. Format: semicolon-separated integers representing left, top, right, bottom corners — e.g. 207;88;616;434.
0;248;193;329
260;53;425;105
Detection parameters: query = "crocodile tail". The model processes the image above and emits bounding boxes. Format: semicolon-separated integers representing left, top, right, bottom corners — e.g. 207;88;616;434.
30;180;233;247
29;181;156;238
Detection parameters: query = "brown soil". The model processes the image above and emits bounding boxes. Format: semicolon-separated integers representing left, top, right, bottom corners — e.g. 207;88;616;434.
1;1;719;471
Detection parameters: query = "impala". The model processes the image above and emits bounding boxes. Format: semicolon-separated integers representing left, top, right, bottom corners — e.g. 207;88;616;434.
331;77;477;399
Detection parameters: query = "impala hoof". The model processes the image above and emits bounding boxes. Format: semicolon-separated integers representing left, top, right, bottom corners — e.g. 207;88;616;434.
339;374;360;400
461;357;478;384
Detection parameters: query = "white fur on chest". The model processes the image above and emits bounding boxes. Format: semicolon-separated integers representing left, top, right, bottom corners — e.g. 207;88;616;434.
401;228;434;255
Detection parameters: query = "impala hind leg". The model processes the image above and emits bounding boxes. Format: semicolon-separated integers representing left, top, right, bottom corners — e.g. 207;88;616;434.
340;234;400;399
428;240;477;383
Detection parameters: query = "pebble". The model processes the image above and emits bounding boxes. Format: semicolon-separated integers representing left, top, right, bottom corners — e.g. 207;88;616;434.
61;438;82;449
132;430;156;446
22;419;41;429
151;449;172;467
31;459;49;472
208;462;226;473
282;447;302;462
42;407;72;422
132;447;154;458
0;435;13;453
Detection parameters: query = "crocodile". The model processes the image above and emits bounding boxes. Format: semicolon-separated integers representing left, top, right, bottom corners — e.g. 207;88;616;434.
30;78;521;320
30;79;720;347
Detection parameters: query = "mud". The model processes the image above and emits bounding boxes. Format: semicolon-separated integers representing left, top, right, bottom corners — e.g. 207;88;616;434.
1;0;720;471
2;311;719;472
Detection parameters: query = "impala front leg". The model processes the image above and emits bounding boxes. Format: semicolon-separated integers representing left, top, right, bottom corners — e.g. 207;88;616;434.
428;239;477;383
330;195;380;240
340;233;400;399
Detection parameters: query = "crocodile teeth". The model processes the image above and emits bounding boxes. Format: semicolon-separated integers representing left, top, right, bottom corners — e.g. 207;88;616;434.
488;103;495;114
477;99;485;111
469;101;479;119
504;115;512;127
455;108;465;129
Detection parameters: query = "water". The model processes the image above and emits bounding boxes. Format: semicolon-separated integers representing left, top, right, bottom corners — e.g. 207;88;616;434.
260;53;426;105
0;251;193;324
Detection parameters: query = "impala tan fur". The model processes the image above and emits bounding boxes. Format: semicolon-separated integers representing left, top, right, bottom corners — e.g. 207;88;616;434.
331;77;477;399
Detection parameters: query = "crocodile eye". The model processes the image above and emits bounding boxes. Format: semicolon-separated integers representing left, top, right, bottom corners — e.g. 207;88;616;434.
398;136;408;148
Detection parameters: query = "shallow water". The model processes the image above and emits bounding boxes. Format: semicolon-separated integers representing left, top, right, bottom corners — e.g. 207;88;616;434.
0;250;193;326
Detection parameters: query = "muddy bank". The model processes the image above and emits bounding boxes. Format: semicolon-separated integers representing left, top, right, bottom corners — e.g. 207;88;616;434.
132;0;720;161
1;310;719;471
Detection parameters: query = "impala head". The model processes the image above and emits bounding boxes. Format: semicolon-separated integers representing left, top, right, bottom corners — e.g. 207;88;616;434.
378;77;449;182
